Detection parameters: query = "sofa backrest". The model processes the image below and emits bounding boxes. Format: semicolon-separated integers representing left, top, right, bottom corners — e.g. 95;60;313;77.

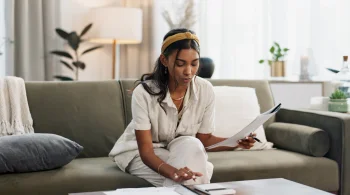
119;79;138;127
120;78;275;129
25;81;126;158
24;79;275;158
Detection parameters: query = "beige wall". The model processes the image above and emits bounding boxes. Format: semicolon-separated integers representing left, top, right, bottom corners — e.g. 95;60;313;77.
58;0;195;81
59;0;120;81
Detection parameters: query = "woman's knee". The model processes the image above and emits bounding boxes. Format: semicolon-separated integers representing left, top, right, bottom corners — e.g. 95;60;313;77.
168;136;206;155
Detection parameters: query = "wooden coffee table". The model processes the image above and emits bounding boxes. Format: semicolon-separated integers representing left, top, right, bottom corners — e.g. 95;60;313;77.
69;178;335;195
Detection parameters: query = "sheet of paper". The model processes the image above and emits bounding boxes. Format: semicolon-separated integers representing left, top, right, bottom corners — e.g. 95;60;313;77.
104;187;180;195
206;103;281;150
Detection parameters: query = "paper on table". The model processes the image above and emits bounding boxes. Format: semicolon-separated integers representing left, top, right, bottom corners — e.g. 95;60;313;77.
104;187;181;195
206;103;282;150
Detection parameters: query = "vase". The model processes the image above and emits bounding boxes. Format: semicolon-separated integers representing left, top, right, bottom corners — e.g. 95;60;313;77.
328;99;348;113
271;61;285;77
198;57;215;78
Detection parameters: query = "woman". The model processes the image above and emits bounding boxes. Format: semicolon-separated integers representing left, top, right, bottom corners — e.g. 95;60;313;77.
109;28;256;187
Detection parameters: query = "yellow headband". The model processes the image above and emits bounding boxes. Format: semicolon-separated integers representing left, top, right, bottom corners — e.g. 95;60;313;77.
161;32;200;53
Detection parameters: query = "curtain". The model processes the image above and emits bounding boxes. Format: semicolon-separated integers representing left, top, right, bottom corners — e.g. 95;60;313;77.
4;0;61;81
198;0;350;80
0;0;6;78
119;0;155;79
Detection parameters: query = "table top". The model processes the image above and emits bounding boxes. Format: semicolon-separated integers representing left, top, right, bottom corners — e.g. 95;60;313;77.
69;178;334;195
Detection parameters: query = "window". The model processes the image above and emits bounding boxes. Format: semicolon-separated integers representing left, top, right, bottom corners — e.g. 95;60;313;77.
198;0;350;80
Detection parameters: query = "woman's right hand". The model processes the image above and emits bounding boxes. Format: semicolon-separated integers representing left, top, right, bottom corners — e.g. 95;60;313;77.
171;167;203;182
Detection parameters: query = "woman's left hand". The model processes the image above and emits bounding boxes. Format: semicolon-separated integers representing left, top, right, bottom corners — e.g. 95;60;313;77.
237;133;256;149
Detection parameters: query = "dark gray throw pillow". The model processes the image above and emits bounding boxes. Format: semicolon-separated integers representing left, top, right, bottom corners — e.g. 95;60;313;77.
0;133;83;174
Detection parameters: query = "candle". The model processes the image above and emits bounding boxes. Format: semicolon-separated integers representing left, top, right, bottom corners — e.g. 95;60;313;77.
301;55;309;66
301;55;309;72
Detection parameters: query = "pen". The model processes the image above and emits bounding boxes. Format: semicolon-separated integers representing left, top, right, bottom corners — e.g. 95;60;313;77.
206;188;227;191
181;184;204;195
253;137;262;143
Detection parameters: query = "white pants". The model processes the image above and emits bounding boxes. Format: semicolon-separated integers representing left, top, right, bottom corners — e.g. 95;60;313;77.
126;136;214;187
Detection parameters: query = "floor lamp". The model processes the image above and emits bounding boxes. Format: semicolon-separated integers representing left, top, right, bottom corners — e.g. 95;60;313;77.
89;7;143;79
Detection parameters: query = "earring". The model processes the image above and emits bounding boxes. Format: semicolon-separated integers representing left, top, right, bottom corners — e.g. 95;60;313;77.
165;67;168;74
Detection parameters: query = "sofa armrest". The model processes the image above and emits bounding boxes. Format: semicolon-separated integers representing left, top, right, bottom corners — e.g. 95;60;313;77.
265;122;330;157
276;108;350;195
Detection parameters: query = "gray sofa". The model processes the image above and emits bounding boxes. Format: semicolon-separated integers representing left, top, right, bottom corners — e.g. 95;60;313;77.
0;79;347;195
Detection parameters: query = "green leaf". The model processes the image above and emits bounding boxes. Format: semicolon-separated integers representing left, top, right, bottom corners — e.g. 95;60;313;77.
269;46;275;54
60;60;74;71
81;46;103;55
67;32;80;50
80;23;93;37
54;75;74;81
275;54;282;61
326;68;339;74
55;28;69;40
283;48;289;52
51;50;73;59
268;60;273;66
274;42;280;48
259;60;264;64
73;61;86;70
330;89;347;99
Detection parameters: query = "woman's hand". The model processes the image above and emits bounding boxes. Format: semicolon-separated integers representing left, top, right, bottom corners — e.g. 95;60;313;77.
237;133;256;149
170;167;203;183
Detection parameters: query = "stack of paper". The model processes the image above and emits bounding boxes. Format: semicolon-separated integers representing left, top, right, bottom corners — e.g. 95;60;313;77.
104;187;182;195
104;185;198;195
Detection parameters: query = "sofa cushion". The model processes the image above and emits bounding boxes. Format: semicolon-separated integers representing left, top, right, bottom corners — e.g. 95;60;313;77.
212;86;273;150
0;157;152;195
0;133;83;174
266;122;330;157
208;79;275;128
209;149;339;192
25;81;126;158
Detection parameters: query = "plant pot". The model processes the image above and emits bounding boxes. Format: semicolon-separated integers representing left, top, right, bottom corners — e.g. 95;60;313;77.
328;99;348;113
271;61;285;77
198;57;215;78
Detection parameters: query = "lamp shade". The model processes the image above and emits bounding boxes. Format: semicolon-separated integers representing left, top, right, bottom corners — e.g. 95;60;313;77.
88;7;143;44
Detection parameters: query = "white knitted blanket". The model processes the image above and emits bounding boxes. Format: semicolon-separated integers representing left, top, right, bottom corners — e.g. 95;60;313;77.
0;76;34;136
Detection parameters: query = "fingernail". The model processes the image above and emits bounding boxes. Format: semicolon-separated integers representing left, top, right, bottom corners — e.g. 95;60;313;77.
238;140;241;143
174;174;178;179
192;175;196;179
184;174;188;177
245;137;249;139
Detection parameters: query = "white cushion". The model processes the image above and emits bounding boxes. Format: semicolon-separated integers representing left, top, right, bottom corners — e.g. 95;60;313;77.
213;86;273;150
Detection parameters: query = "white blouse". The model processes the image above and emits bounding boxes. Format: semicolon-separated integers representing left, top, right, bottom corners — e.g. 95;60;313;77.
109;76;216;172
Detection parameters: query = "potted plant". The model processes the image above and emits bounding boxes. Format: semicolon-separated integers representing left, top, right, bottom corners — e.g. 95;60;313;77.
329;89;348;113
50;23;103;81
259;42;289;77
